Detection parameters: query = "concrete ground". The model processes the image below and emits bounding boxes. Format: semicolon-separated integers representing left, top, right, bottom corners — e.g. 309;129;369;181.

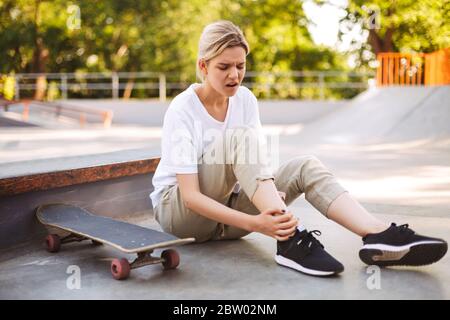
1;86;449;299
1;202;449;299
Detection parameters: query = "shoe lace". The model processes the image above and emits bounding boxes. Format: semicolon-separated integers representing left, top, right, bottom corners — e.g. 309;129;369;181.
397;223;414;236
297;230;324;249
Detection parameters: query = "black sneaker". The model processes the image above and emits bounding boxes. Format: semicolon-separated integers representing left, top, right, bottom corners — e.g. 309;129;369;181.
275;229;344;277
359;223;448;267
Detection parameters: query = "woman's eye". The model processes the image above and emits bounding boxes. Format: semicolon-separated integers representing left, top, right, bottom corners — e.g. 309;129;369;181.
218;66;244;70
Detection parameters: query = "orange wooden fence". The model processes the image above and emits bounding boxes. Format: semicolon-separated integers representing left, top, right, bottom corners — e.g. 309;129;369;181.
377;48;450;86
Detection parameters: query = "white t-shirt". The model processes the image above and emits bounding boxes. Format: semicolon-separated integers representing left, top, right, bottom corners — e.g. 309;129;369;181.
149;83;262;208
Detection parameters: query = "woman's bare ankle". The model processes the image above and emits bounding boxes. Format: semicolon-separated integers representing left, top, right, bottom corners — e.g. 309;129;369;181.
363;222;390;237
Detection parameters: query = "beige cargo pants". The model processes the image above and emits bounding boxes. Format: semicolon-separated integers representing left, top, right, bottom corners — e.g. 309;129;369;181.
154;126;347;243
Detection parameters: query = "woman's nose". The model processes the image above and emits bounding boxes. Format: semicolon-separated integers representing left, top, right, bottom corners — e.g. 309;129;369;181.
228;67;239;79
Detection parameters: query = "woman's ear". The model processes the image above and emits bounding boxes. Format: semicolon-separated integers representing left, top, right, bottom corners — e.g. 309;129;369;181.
198;59;208;77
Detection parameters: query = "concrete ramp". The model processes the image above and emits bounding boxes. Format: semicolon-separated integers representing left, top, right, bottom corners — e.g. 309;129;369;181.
385;86;450;142
298;86;450;145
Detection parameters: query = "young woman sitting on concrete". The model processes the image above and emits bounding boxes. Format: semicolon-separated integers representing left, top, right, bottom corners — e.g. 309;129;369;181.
150;20;447;276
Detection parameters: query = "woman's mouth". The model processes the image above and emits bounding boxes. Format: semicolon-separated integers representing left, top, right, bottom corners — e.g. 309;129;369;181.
226;83;238;88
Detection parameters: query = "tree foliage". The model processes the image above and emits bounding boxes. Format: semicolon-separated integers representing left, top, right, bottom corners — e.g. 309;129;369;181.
0;1;377;99
338;0;450;67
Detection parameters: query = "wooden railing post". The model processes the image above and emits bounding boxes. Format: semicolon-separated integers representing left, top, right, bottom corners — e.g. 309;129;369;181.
112;72;119;99
376;55;383;87
318;73;325;100
159;73;166;102
14;76;20;100
61;74;68;99
103;111;113;128
79;113;86;127
22;100;29;121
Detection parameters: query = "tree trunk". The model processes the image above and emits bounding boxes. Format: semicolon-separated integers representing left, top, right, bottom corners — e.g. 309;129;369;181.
32;0;49;100
368;28;394;55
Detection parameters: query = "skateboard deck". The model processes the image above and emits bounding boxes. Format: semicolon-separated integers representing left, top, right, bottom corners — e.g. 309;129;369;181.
36;203;195;280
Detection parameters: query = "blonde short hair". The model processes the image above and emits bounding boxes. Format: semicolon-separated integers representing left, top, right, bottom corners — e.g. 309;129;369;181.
196;20;250;81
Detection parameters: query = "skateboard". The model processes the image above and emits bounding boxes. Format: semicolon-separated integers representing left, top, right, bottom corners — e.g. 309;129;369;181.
36;203;195;280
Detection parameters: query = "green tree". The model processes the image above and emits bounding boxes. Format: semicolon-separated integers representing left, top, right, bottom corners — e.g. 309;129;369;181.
339;0;450;60
1;0;353;99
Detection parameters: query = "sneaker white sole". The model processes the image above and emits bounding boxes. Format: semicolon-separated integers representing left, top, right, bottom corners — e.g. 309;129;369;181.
360;240;447;265
275;255;338;276
361;240;444;251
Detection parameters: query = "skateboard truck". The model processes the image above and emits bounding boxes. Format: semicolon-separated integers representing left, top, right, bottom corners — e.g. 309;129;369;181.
45;233;100;253
110;249;180;280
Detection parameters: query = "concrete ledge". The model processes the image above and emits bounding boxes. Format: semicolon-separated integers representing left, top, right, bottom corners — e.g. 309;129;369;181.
0;149;160;196
0;150;160;249
0;157;159;197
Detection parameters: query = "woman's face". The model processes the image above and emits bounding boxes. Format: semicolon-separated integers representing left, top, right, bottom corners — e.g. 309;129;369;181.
200;46;246;97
